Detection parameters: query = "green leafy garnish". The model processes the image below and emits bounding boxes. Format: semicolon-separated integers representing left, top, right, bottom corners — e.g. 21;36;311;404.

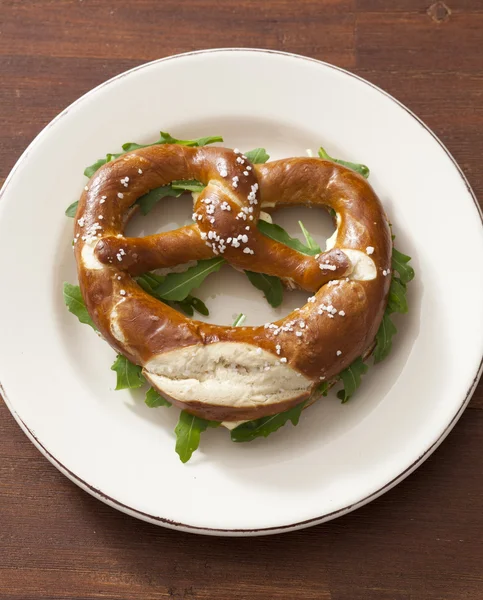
65;201;79;218
298;220;321;253
145;387;171;408
67;181;203;218
245;271;283;308
139;180;206;216
174;295;209;317
83;132;222;179
230;401;306;443
137;186;184;215
84;153;121;178
257;220;318;256
373;313;398;364
63;283;96;330
318;147;370;179
336;357;369;403
245;220;321;305
136;272;165;293
111;355;145;390
233;313;246;327
136;274;209;316
174;411;220;463
244;148;270;164
392;248;415;285
317;381;330;397
373;238;414;364
387;277;408;314
188;296;209;316
124;132;223;150
153;257;224;301
171;179;205;193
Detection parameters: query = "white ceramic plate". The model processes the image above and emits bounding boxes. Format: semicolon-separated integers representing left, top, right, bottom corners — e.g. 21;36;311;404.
1;49;482;536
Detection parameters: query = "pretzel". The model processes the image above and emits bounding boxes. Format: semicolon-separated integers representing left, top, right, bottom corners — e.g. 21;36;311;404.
74;145;392;422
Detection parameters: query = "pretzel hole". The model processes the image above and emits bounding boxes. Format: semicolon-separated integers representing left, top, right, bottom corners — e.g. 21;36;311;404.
267;204;336;250
124;192;195;237
189;263;311;327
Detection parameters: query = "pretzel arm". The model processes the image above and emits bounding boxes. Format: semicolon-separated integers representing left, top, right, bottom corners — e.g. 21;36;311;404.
95;225;212;275
222;234;351;292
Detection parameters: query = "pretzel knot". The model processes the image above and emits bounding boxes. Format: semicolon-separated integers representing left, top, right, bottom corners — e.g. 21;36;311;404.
74;145;392;421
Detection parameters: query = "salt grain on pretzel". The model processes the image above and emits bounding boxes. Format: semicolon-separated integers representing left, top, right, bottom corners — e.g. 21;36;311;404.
74;145;391;422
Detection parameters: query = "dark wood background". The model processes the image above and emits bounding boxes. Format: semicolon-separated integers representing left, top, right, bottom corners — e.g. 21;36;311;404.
1;1;482;598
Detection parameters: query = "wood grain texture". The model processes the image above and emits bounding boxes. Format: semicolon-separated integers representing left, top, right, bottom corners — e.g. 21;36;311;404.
0;0;482;598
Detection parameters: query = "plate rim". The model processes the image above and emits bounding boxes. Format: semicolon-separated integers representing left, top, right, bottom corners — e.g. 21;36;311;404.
1;47;482;536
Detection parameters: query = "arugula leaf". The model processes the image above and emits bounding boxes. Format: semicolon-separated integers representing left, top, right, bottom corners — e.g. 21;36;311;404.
145;387;171;408
63;283;97;330
298;221;321;253
317;381;330;397
392;248;415;285
65;201;78;218
373;239;414;363
84;158;108;178
83;153;122;178
136;275;162;296
175;298;194;316
83;132;222;179
373;313;398;364
245;148;270;164
257;220;318;256
245;271;283;308
336;357;369;403
122;133;223;152
387;277;408;314
318;147;370;179
171;179;205;193
111;354;145;390
137;185;184;215
158;132;223;147
153;257;225;301
137;274;209;316
233;313;246;326
230;401;306;443
174;411;220;463
67;179;202;218
188;295;209;316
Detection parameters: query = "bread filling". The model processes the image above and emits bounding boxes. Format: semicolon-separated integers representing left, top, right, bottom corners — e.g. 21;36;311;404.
144;342;312;409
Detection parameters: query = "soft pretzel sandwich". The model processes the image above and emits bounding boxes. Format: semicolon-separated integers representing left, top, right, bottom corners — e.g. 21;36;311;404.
74;145;391;422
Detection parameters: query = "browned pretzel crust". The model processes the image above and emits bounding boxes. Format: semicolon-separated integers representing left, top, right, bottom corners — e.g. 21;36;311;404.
74;145;391;421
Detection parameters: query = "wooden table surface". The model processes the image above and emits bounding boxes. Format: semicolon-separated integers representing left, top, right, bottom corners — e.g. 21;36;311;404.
1;1;483;598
